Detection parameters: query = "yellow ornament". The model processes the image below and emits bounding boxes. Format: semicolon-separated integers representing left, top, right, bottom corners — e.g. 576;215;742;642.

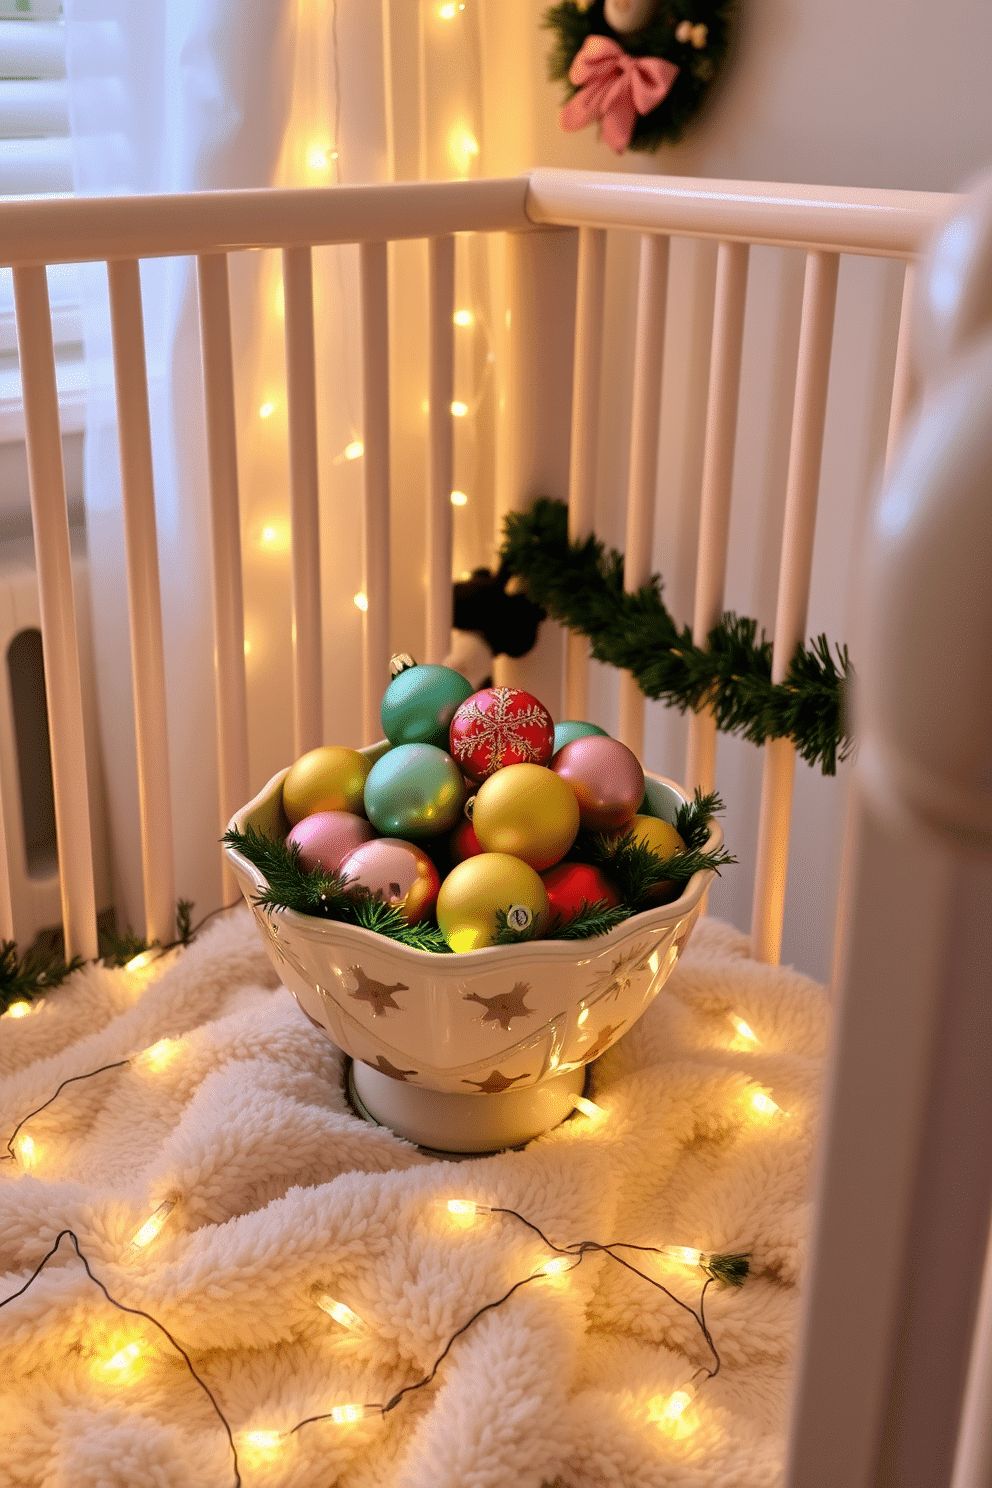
622;814;687;903
472;763;580;871
437;853;550;953
282;746;372;825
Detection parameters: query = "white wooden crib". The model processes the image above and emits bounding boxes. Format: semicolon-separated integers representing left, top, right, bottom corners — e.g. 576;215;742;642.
1;167;990;1487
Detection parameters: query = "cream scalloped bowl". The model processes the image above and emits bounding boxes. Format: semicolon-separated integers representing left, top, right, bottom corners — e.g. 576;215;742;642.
224;752;720;1153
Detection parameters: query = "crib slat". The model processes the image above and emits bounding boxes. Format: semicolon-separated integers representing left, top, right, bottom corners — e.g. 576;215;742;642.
107;257;176;944
13;264;98;959
283;246;323;757
685;241;750;794
360;241;391;743
565;227;607;721
884;261;916;472
197;253;249;895
426;235;455;664
618;233;669;758
750;250;840;964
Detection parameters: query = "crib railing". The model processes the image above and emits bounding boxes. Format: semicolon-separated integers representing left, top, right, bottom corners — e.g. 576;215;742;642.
5;168;988;1488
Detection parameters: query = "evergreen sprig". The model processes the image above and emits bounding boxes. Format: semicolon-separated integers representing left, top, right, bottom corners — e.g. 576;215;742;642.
704;1252;750;1288
0;940;84;1014
548;899;632;939
500;499;852;775
223;826;453;954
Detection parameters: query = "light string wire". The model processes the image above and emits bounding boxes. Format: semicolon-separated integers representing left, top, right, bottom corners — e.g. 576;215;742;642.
0;1207;734;1484
0;900;243;1161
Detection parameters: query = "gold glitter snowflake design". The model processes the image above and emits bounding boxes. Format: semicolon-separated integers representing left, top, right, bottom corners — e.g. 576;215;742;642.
451;687;549;774
585;941;655;1002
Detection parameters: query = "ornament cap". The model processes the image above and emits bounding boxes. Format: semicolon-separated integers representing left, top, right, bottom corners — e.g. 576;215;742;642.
390;652;417;676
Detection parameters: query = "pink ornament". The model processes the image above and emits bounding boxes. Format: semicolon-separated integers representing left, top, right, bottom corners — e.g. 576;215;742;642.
448;686;554;783
551;735;645;832
286;811;376;875
337;838;440;925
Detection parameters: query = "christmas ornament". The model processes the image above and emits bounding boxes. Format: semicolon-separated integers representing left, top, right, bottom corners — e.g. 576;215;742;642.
381;663;473;749
449;817;483;864
544;0;735;155
551;735;644;832
436;853;550;953
501;498;851;776
620;813;686;903
553;719;608;752
472;762;580;871
542;861;620;920
449;686;555;783
286;811;375;875
282;746;372;826
604;0;657;32
338;838;440;925
364;743;465;838
389;652;417;676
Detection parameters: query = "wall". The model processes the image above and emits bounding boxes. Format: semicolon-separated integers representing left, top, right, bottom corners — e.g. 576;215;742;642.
477;0;992;982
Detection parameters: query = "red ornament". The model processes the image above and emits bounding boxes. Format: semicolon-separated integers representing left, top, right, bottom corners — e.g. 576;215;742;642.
449;686;554;783
449;817;484;864
541;861;620;922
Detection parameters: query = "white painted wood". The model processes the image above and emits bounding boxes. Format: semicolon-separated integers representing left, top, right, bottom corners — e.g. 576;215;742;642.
750;250;839;964
196;252;249;901
12;264;98;960
885;261;916;472
107;257;175;945
952;1224;992;1488
565;226;606;722
618;233;669;758
685;240;750;794
283;245;323;758
426;234;455;665
360;240;391;744
526;169;951;259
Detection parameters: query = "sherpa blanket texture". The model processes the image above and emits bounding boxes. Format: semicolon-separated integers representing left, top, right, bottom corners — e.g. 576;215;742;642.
0;909;828;1488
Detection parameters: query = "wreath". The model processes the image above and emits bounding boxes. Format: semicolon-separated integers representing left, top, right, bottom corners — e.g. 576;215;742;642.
543;0;737;154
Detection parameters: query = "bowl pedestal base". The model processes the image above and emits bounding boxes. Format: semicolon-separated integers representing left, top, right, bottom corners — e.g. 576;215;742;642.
348;1059;586;1154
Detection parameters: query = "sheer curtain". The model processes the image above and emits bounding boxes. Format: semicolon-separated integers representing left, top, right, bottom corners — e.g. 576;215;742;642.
65;0;389;934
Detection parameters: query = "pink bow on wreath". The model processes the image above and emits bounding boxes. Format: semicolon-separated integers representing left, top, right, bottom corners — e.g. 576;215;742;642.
559;34;679;155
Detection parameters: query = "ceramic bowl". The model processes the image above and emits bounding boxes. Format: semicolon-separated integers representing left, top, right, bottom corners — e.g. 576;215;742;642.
224;755;720;1150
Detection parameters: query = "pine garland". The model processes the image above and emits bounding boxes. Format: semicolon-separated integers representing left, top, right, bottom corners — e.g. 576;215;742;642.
0;941;84;1014
500;499;852;775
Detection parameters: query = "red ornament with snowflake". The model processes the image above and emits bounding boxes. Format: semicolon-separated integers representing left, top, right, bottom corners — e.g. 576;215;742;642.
448;686;555;783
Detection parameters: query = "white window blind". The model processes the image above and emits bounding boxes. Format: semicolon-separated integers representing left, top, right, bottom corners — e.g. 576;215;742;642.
0;0;83;440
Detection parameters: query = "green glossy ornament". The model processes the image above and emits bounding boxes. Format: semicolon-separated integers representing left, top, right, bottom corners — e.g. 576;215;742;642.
380;664;474;748
553;719;609;752
364;743;466;837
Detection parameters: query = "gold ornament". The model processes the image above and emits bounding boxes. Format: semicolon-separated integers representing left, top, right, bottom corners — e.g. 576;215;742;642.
282;746;371;825
436;852;550;953
472;763;580;870
622;814;686;903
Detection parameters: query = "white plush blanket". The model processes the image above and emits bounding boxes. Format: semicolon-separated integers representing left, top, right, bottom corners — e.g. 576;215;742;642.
0;909;828;1488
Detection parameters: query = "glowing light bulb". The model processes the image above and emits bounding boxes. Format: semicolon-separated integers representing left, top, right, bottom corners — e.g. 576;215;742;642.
439;2;458;16
353;592;369;612
453;309;473;327
729;1014;760;1045
125;948;158;972
446;1198;489;1217
330;1403;378;1424
262;525;277;543
5;1000;31;1017
244;638;252;656
660;1245;704;1268
14;1133;35;1166
126;1197;177;1255
310;1287;368;1335
750;1090;786;1119
141;1039;177;1072
448;128;479;175
259;401;275;419
450;490;468;506
571;1094;606;1121
451;400;468;417
103;1340;143;1374
306;144;330;170
344;440;364;461
539;1257;571;1277
238;1430;283;1459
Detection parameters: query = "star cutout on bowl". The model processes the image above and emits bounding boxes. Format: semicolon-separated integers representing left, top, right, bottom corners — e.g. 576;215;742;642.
463;981;534;1030
462;1068;531;1094
372;1054;419;1081
347;965;408;1017
583;1022;624;1062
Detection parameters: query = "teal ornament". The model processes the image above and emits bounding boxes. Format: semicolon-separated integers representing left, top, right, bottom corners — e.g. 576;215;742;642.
364;743;466;837
553;719;609;753
380;663;474;748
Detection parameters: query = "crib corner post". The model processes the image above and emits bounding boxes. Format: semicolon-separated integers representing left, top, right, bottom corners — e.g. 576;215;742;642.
493;227;578;717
